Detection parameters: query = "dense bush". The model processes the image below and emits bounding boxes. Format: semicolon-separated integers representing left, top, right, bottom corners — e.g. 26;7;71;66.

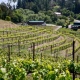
5;16;11;21
76;14;80;20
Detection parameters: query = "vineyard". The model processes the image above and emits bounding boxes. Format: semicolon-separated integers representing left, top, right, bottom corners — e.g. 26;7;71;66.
0;25;80;80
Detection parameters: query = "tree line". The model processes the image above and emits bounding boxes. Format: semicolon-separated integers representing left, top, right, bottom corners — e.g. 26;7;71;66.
0;0;80;27
16;0;80;13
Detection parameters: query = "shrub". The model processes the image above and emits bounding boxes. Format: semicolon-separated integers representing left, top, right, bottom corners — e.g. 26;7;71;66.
5;16;11;21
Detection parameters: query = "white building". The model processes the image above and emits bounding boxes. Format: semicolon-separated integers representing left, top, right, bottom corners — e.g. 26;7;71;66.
54;12;61;16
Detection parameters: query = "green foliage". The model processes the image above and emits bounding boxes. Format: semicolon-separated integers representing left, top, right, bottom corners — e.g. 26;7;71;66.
0;0;80;24
5;16;11;21
0;3;12;21
68;61;75;73
0;7;2;19
61;8;74;17
11;8;53;23
69;16;74;22
38;12;45;21
56;15;70;27
26;14;39;21
11;14;19;23
0;25;80;80
0;58;80;80
10;7;75;25
56;19;65;27
44;15;52;23
76;14;80;20
53;6;61;12
14;0;80;14
47;71;56;80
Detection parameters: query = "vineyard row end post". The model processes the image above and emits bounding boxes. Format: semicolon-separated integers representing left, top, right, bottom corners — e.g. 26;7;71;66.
33;42;35;61
72;40;75;80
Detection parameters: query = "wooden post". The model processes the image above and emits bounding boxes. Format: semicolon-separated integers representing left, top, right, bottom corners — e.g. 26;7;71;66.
29;50;30;59
51;45;52;54
10;31;11;34
12;38;13;41
65;49;68;59
56;52;58;61
2;38;4;49
72;40;75;80
41;51;42;61
7;31;8;37
11;44;12;54
7;31;9;41
33;42;35;61
3;31;4;35
7;45;10;62
28;48;31;59
18;40;20;56
72;40;75;61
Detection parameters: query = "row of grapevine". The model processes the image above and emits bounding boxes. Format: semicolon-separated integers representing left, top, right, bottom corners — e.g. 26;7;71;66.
0;57;80;80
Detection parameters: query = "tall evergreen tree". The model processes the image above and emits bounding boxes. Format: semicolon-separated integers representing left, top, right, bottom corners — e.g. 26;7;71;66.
62;0;65;8
22;0;27;9
17;0;22;8
75;0;80;13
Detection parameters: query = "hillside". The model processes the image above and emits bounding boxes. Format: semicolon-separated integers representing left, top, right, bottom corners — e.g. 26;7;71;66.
0;20;19;29
0;25;79;79
0;0;80;79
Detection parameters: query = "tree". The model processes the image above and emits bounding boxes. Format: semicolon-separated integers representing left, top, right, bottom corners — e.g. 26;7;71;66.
74;0;80;13
22;0;27;9
56;19;65;27
65;0;75;11
17;0;22;8
5;16;11;21
61;8;74;17
51;14;57;23
44;15;52;23
49;0;56;9
60;0;65;8
11;12;23;23
32;5;39;13
0;3;10;19
38;12;46;20
52;6;61;12
0;7;2;19
27;14;39;21
76;14;80;20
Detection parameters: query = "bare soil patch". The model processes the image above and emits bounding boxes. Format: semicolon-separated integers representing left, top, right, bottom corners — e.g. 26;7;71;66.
0;20;19;29
35;36;64;49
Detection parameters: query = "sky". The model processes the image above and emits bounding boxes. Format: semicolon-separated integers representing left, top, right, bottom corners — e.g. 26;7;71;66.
0;0;17;6
0;0;8;3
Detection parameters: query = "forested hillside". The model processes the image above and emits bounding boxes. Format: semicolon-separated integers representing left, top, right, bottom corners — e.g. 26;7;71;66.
16;0;80;13
0;0;80;27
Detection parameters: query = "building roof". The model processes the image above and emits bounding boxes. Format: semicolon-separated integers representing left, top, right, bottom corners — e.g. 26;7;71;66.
28;21;44;23
74;20;80;23
54;12;61;15
27;21;45;25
